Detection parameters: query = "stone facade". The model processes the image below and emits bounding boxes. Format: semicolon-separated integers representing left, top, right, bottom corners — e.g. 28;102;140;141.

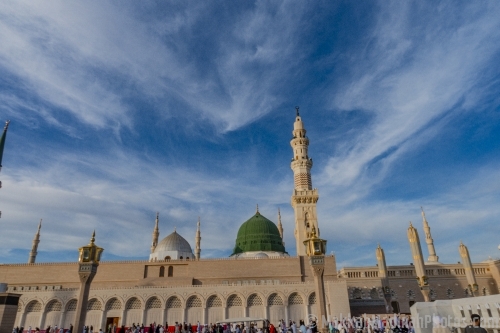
339;260;500;315
0;256;350;329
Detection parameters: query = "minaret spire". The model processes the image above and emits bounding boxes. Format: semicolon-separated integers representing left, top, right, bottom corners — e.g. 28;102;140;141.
195;217;201;260
0;120;10;171
421;207;439;263
376;244;392;313
0;120;10;219
407;222;430;301
150;212;160;254
290;109;319;255
28;219;42;264
277;208;284;246
459;241;478;296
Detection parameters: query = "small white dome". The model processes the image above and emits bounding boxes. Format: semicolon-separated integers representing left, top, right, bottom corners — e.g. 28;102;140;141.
155;230;193;253
149;230;194;261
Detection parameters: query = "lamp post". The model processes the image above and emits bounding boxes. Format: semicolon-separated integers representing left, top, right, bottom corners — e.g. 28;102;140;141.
74;231;104;333
303;226;328;333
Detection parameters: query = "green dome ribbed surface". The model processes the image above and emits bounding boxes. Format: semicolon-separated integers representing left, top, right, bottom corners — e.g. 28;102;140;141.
232;212;286;255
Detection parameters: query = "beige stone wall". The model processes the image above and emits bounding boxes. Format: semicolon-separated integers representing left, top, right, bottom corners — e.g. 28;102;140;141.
13;279;348;330
341;262;499;314
0;256;338;291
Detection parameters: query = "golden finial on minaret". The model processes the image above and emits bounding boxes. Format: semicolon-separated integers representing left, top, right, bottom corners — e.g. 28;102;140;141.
90;230;95;245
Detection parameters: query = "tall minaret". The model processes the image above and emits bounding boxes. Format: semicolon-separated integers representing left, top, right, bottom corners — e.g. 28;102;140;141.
150;212;159;254
376;244;388;279
459;241;478;296
421;207;439;263
277;208;284;245
407;222;430;301
195;217;201;260
290;107;319;256
0;120;10;219
376;244;392;313
28;219;42;264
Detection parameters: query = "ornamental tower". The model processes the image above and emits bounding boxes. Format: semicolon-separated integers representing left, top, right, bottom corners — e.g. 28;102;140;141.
28;219;42;264
0;120;10;219
150;212;160;254
407;222;430;301
421;207;439;263
290;107;319;256
459;241;478;296
195;217;201;260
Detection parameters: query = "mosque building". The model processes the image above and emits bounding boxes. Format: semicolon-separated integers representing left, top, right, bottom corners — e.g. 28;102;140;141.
0;112;499;331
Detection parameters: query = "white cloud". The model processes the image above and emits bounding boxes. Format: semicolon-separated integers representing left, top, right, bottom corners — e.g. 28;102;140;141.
322;2;500;193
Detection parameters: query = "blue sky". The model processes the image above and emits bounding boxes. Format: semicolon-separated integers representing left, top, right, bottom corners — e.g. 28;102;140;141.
1;1;500;267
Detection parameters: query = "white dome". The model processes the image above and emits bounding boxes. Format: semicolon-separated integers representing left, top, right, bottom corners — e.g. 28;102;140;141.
149;230;194;261
155;230;193;253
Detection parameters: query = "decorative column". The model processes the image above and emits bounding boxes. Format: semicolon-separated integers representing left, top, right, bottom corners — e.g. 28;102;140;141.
421;208;439;263
74;231;104;333
407;222;430;302
459;242;478;296
303;226;328;333
376;244;392;312
28;220;42;264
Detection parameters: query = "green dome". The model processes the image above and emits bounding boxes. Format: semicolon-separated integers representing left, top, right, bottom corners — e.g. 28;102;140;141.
231;211;287;256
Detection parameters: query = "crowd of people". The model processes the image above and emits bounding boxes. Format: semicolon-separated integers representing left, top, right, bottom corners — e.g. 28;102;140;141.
100;315;415;333
13;315;415;333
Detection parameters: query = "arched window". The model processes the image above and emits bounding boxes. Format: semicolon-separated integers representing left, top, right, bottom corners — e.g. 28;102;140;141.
186;296;202;308
267;293;283;306
126;298;142;310
179;256;183;260
46;300;62;312
66;299;77;311
26;301;42;312
166;296;181;308
168;266;173;277
207;295;222;307
87;299;102;311
106;298;122;310
165;256;171;261
146;297;162;309
308;293;317;305
227;295;243;307
159;266;165;277
247;294;263;306
288;293;303;305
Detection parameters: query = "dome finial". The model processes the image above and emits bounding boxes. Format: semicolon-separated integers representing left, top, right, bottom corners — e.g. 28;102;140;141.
256;204;259;214
90;230;95;245
295;106;300;116
174;226;176;233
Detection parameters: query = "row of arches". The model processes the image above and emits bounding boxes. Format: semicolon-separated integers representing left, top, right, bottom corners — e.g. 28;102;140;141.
18;292;317;330
20;292;317;313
